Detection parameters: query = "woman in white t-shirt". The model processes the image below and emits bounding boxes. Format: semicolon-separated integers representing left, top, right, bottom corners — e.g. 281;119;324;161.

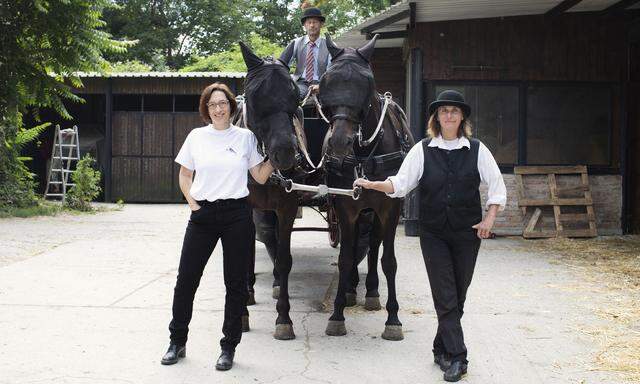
161;83;273;371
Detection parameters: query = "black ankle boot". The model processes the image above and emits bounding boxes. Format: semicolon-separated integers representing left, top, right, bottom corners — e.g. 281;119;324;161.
215;349;235;371
161;344;186;365
434;353;451;372
444;361;467;382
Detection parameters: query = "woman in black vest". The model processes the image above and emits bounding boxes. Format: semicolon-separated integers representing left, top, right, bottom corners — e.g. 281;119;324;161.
354;90;506;382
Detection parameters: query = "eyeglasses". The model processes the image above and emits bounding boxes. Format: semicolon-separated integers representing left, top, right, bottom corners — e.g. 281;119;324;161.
207;100;229;109
437;107;462;117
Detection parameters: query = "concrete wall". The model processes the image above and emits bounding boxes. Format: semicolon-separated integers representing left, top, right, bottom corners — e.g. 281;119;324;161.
481;174;622;236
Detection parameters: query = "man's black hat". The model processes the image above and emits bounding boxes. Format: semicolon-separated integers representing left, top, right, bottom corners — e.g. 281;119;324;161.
428;90;471;117
301;7;326;25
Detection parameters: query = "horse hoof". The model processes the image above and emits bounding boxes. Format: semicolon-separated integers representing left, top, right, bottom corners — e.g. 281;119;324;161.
325;320;347;336
345;292;357;307
241;315;250;332
246;292;256;306
381;325;404;341
272;286;280;299
364;296;381;311
274;324;295;340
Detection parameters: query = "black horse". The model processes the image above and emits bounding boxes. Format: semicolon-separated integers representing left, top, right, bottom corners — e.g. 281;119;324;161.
319;34;415;340
235;42;311;340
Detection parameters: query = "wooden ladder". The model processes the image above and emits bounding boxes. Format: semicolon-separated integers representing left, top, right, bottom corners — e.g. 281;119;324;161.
514;165;597;238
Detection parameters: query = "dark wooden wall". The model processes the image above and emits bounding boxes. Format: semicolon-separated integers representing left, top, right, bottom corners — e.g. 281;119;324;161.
111;111;202;202
629;37;640;231
408;12;631;82
405;12;640;232
80;77;244;95
371;48;406;107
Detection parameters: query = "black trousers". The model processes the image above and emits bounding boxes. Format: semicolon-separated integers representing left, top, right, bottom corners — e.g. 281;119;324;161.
168;198;251;352
419;223;481;364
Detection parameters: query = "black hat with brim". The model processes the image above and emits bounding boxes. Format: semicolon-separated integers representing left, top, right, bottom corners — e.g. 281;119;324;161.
301;7;326;24
428;90;471;117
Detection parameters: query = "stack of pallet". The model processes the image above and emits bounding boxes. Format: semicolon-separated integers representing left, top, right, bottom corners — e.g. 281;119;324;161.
514;165;597;238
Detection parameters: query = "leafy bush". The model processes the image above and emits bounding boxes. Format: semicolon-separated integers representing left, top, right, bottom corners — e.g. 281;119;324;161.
65;155;102;211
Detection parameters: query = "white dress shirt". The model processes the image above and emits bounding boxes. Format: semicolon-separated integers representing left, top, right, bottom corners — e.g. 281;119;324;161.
386;135;507;210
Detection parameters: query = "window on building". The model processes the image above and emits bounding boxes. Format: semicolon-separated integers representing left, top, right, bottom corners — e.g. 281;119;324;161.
526;85;611;166
174;95;200;112
435;84;519;165
113;94;142;111
143;95;173;112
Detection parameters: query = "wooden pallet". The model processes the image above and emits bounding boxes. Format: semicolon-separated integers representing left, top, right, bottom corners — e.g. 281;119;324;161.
514;165;597;238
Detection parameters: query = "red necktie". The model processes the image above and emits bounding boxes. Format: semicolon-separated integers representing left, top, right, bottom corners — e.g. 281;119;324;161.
305;41;316;82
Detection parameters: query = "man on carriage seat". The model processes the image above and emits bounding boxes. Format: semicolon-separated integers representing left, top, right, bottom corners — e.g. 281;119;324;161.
252;5;372;301
279;6;331;102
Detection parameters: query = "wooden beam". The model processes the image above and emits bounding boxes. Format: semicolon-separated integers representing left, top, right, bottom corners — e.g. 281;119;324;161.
366;30;407;40
602;0;640;14
545;0;584;16
514;165;587;175
361;8;410;34
409;2;416;29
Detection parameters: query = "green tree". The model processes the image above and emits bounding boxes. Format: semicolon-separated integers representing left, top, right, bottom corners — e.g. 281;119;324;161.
182;34;283;72
66;155;102;212
103;0;254;70
313;0;393;37
0;0;127;208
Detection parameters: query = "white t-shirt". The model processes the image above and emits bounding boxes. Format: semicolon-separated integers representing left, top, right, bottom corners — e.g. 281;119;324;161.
175;124;264;201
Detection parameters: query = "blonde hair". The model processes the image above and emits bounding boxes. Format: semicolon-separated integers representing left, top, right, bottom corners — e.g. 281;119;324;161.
427;114;473;139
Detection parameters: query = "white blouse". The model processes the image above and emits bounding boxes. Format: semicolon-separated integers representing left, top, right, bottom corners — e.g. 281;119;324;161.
386;135;507;210
175;125;263;201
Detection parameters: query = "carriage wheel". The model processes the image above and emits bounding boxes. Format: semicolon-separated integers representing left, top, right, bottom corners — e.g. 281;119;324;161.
328;206;340;248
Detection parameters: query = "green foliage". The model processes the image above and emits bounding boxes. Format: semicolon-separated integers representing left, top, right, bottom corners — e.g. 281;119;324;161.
182;34;284;72
0;114;44;208
313;0;393;37
103;0;254;70
0;201;62;219
66;155;102;212
0;0;125;209
15;122;51;150
108;60;153;73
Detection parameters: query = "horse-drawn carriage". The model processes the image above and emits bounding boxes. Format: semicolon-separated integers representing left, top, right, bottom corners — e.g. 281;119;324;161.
234;34;415;341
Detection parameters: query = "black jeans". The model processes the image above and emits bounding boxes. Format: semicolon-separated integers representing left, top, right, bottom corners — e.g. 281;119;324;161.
168;198;251;352
419;223;481;364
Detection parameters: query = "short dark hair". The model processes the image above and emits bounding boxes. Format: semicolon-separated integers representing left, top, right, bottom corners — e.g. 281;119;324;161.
199;82;237;124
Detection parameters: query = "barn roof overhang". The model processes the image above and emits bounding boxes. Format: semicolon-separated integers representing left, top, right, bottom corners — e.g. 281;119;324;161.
76;71;246;79
334;0;640;49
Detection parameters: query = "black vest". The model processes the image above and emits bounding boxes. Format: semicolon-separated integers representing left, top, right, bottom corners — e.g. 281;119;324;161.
418;138;482;233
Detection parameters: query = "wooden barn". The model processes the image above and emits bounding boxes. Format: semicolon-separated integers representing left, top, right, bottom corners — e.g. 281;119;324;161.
337;0;640;235
27;72;245;203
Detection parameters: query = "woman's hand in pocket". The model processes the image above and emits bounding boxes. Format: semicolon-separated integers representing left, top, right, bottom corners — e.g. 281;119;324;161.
189;201;201;212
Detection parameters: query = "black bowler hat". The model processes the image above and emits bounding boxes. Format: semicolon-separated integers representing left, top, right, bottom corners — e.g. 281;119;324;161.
428;90;471;117
301;7;326;24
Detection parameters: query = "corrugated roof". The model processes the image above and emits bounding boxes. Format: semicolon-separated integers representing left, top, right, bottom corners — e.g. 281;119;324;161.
76;71;246;78
335;0;635;49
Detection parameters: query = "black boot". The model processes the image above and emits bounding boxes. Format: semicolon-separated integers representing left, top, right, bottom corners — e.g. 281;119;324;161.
215;349;235;371
434;353;451;372
444;361;467;382
161;344;186;365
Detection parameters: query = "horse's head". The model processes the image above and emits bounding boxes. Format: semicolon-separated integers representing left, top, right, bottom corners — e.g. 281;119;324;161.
240;42;299;170
319;34;378;160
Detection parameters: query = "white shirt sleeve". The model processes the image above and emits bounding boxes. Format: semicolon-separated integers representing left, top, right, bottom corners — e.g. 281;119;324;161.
247;132;264;169
175;132;195;171
385;142;424;198
478;141;507;210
